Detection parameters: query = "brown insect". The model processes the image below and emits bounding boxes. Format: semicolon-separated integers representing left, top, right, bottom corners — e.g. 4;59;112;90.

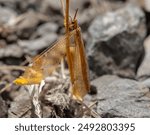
14;0;90;101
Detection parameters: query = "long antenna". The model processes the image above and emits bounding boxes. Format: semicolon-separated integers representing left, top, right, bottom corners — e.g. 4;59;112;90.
65;0;69;33
60;0;65;17
73;9;78;20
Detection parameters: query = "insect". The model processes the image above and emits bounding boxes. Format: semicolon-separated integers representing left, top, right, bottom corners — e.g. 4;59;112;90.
14;0;90;101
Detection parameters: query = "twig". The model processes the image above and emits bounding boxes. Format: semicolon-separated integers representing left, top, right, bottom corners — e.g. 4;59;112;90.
61;58;66;79
0;66;25;71
79;101;100;118
0;83;13;94
26;80;45;118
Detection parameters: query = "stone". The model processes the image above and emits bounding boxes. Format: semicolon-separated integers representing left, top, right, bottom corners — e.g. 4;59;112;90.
7;0;42;13
141;78;150;89
85;75;150;117
40;0;90;14
0;96;7;117
129;0;150;12
0;6;16;24
137;36;150;79
8;89;31;118
0;45;23;58
36;22;58;36
18;33;57;54
11;11;49;38
87;4;146;78
144;0;150;12
40;0;61;12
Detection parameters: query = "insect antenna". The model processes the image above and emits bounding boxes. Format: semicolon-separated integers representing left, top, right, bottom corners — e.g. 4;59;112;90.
60;0;65;17
73;8;78;20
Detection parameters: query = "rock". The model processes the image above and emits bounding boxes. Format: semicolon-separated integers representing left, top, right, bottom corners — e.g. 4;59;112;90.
70;0;90;12
18;33;57;54
11;0;42;13
0;6;16;25
0;40;7;47
129;0;150;12
40;0;90;14
78;8;97;28
85;75;150;118
144;0;150;12
0;0;18;10
36;22;58;36
0;45;23;58
137;36;150;79
141;78;150;89
8;89;31;118
10;11;49;38
40;0;61;12
6;34;18;43
87;4;146;78
79;0;127;28
0;96;7;117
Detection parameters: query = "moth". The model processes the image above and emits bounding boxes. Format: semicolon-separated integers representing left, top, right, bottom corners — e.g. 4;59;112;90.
14;0;90;101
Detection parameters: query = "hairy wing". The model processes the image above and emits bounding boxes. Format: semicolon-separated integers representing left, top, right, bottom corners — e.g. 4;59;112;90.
32;30;76;78
15;30;76;85
72;28;90;100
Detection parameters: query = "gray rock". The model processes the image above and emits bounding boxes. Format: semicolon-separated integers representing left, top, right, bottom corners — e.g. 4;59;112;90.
40;0;90;13
36;22;58;36
78;0;126;26
78;8;97;26
40;0;61;12
137;36;150;79
129;0;150;12
0;6;16;24
4;0;42;13
18;33;57;54
86;75;150;117
0;45;23;58
141;78;150;89
144;0;150;12
13;11;49;38
87;4;146;78
8;90;31;118
0;96;7;118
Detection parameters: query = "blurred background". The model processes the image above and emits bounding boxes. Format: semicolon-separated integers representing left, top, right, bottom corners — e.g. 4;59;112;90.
1;0;150;118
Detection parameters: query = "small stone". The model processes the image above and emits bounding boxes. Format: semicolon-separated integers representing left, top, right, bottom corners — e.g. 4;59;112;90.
0;6;16;24
0;96;7;118
129;0;150;12
12;11;49;38
8;90;31;118
87;4;146;78
18;33;57;54
37;22;58;36
137;36;150;79
40;0;61;12
85;75;150;118
0;45;23;58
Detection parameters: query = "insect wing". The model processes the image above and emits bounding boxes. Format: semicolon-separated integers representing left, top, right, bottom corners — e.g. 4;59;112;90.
72;28;90;100
32;33;73;78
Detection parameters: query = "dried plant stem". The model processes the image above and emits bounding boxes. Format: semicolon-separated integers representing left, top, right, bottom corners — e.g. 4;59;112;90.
0;66;25;71
81;102;100;118
0;83;13;94
26;80;45;118
61;58;66;79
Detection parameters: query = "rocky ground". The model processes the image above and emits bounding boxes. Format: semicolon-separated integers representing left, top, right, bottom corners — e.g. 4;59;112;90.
0;0;150;118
